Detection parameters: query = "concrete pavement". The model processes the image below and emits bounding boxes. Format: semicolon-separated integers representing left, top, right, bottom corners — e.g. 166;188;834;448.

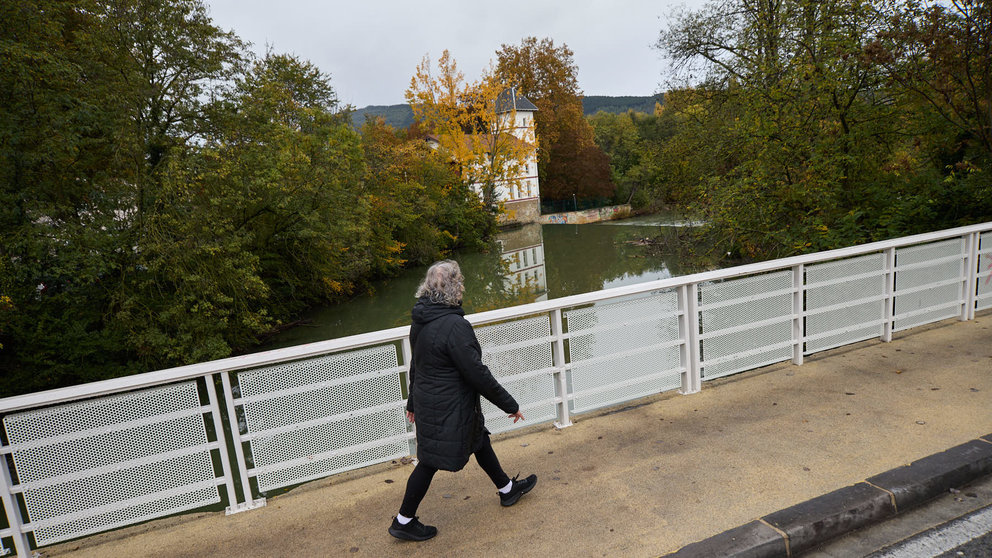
43;313;992;558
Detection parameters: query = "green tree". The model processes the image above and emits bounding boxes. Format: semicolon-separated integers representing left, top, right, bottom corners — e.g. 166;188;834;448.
657;0;915;258
869;0;992;230
0;1;502;397
588;111;643;183
110;154;271;365
587;107;683;208
100;0;258;370
0;1;142;391
359;117;495;266
879;1;991;162
100;0;245;232
1;2;347;393
203;53;375;319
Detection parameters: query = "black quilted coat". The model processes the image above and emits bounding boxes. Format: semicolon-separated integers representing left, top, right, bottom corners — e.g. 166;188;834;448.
406;297;519;471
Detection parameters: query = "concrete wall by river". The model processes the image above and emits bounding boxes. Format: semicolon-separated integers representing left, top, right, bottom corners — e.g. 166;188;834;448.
538;204;632;225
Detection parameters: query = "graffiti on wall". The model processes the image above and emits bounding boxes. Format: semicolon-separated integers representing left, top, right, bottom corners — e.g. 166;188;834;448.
540;204;631;225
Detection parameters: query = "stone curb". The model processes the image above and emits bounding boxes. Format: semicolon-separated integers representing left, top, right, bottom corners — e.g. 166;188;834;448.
665;434;992;558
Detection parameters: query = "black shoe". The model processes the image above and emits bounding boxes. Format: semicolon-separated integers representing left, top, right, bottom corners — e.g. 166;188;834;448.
388;516;437;541
499;474;538;507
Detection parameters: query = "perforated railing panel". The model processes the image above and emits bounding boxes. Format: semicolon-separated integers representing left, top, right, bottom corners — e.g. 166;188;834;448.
700;272;793;379
979;232;992;311
894;239;964;331
566;291;682;413
236;344;407;493
475;316;556;433
3;382;219;547
806;254;886;353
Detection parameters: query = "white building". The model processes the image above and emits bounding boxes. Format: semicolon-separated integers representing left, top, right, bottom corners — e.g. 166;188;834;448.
487;88;541;225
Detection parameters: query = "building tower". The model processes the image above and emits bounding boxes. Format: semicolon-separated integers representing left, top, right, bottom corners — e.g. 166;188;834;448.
493;87;541;225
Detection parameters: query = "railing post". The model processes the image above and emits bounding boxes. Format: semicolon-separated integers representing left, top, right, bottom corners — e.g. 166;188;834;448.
963;232;979;321
679;283;701;394
882;247;896;342
0;449;30;558
219;371;266;514
549;309;572;428
401;337;416;455
206;374;240;514
401;338;413;395
792;264;805;365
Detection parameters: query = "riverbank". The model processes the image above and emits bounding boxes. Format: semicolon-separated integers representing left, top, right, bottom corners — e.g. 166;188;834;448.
539;203;632;225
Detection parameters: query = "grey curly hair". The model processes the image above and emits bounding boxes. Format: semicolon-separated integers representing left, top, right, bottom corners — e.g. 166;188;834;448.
416;260;464;306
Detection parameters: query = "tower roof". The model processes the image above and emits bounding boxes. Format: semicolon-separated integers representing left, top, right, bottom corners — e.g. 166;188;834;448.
496;87;538;113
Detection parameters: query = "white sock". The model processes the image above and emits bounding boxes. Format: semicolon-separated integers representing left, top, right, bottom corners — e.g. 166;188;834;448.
396;513;413;525
498;480;513;494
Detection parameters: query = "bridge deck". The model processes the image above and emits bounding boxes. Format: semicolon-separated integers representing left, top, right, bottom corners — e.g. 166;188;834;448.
45;314;992;557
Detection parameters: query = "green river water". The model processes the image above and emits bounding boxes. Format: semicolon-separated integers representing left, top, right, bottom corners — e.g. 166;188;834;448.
258;212;697;351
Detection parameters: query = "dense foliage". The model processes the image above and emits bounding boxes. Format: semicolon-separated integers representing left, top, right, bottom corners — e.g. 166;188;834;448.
0;0;494;396
590;0;991;260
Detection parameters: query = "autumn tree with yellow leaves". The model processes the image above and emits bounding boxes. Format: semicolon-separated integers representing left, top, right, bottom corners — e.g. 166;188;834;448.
405;50;536;208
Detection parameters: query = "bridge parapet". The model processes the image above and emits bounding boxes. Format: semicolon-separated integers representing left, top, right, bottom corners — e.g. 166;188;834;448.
0;223;990;557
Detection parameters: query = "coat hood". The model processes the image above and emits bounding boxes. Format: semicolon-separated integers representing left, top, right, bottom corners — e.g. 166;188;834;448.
411;297;465;325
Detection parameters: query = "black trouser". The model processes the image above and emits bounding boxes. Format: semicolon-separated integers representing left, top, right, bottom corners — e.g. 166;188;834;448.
399;434;510;517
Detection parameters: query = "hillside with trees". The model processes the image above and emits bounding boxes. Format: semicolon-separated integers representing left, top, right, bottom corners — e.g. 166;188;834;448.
351;95;661;130
583;96;661;115
351;104;416;130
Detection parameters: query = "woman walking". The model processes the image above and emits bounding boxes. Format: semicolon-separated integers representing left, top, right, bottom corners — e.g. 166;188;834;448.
388;260;537;541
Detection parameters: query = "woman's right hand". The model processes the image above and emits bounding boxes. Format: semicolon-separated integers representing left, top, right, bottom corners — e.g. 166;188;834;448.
406;410;415;423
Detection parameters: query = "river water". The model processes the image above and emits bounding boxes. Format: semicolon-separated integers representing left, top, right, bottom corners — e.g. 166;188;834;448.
259;212;695;351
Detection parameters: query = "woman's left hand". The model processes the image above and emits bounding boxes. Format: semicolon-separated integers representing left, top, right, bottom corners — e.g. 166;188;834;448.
509;411;524;423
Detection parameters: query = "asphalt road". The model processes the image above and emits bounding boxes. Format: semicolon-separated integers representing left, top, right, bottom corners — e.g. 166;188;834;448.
869;505;992;558
938;520;992;558
942;533;992;557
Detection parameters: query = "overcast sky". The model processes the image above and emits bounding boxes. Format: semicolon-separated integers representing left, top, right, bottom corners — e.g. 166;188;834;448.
204;0;706;108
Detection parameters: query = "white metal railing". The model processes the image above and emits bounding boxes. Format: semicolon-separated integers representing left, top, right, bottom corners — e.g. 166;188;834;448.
0;222;990;556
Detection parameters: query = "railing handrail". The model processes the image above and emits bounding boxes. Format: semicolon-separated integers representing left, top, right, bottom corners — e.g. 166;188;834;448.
0;326;411;413
2;220;990;414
